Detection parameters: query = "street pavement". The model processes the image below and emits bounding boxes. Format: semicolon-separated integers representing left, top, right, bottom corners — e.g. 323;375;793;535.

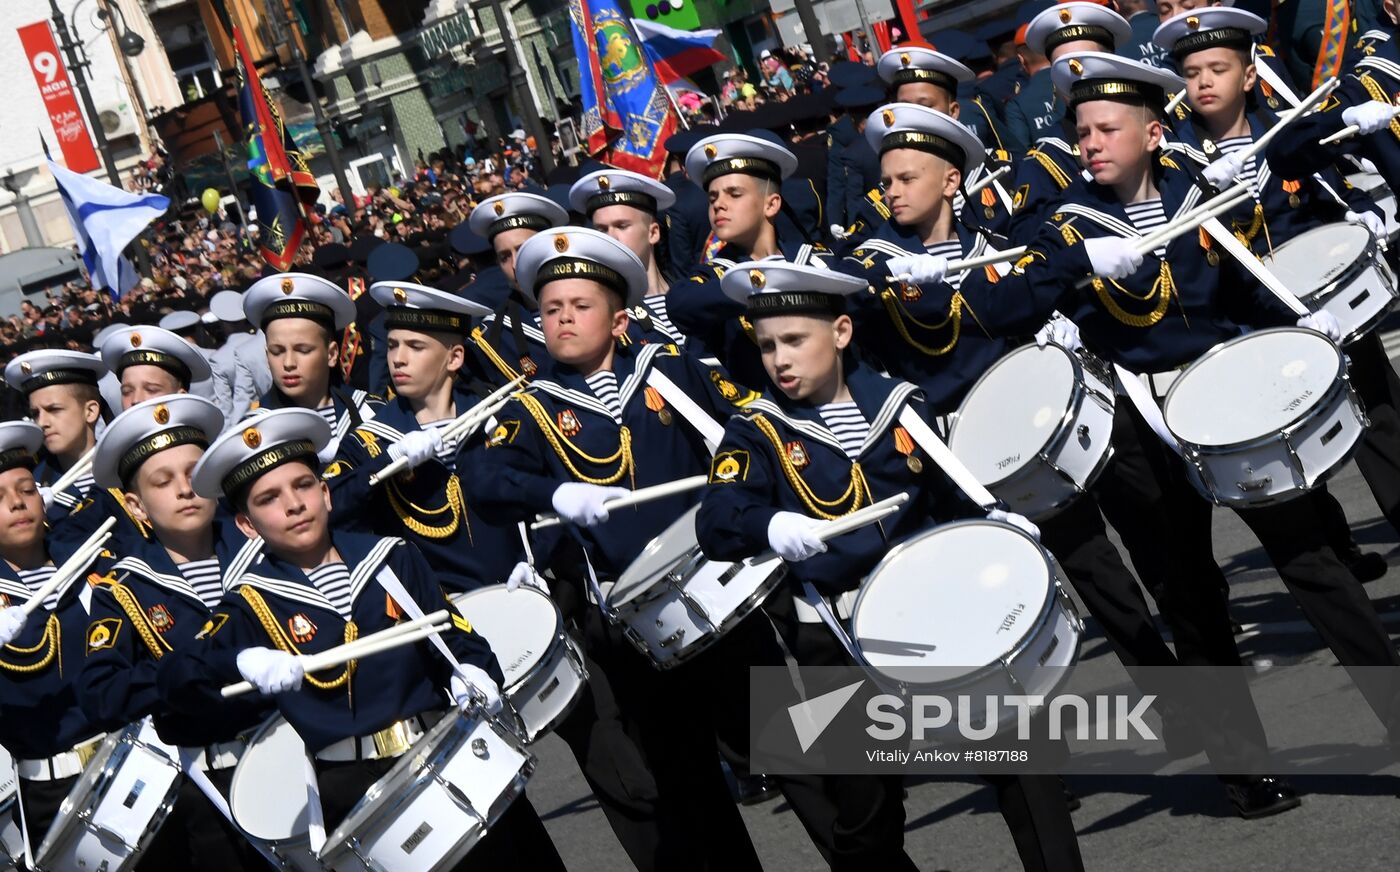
525;341;1400;871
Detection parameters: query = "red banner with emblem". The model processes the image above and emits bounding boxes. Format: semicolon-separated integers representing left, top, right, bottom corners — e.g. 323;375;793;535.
17;20;100;174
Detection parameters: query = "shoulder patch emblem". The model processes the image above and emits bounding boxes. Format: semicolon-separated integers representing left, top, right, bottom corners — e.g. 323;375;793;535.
709;449;749;484
487;420;520;447
87;617;122;653
195;613;229;640
1014;184;1029;212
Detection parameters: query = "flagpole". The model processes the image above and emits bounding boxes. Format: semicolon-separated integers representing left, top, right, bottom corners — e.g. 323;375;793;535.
211;129;251;242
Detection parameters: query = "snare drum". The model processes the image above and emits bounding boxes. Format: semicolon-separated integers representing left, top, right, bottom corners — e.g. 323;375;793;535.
849;520;1082;737
35;718;182;872
608;505;787;669
948;343;1116;519
1262;222;1399;344
319;710;534;872
1163;327;1367;506
0;746;19;871
451;586;587;742
229;716;320;872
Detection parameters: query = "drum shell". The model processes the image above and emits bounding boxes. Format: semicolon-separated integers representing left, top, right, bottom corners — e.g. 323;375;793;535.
1345;173;1400;243
1167;334;1368;507
849;521;1083;739
36;719;182;872
1266;224;1399;344
229;717;321;872
0;744;17;871
451;587;588;743
319;711;534;872
949;346;1116;520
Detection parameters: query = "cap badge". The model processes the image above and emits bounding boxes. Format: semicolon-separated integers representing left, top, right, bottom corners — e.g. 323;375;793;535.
280;277;295;294
1186;15;1200;29
899;52;910;66
153;404;170;425
129;332;142;348
553;234;570;253
749;269;765;289
393;287;408;304
1068;58;1084;76
242;427;262;449
597;175;611;190
882;109;895;126
1059;7;1072;23
704;144;718;159
493;201;505;216
19;362;30;375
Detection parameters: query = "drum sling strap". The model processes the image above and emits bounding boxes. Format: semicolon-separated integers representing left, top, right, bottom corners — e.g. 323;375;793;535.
1112;364;1182;454
644;368;725;452
895;407;996;510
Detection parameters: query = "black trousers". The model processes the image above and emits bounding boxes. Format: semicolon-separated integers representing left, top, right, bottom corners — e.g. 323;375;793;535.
1344;331;1400;538
547;565;763;872
1093;400;1400;771
315;755;566;871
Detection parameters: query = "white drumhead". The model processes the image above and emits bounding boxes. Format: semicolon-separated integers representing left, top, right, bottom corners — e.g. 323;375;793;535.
452;586;560;689
949;344;1076;482
0;745;12;802
231;717;312;840
1262;222;1369;292
852;521;1051;683
611;505;702;608
1164;328;1342;445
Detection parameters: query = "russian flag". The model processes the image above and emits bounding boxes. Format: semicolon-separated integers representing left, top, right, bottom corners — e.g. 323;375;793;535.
631;19;727;84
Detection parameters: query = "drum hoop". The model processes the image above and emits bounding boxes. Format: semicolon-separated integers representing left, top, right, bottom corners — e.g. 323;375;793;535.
455;586;567;679
648;561;789;669
1264;224;1375;294
849;520;1058;688
612;507;704;606
950;344;1092;485
1162;327;1347;447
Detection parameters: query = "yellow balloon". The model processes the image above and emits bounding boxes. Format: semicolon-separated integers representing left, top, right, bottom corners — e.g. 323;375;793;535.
201;188;221;213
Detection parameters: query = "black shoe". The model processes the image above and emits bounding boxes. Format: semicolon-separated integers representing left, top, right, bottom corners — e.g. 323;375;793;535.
1344;550;1388;583
1061;778;1081;812
735;773;780;806
1225;776;1301;820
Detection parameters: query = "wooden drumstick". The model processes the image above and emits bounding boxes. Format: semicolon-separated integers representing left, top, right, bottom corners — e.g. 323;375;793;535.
964;165;1010;198
746;493;910;565
21;518;116;616
45;446;96;505
530;475;710;530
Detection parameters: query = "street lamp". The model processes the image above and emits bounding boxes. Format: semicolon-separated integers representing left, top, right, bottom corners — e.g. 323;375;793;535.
95;0;145;58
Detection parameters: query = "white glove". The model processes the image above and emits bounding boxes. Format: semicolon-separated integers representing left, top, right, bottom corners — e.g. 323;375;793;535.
886;253;949;286
235;647;305;695
387;430;443;469
1084;236;1144;280
1034;316;1082;352
38;486;53;508
0;606;27;647
988;508;1042;542
1298;310;1343;343
1201;151;1247;189
767;512;828;562
1345;209;1387;241
829;223;849;241
451;665;504;716
1342;100;1396;137
550;482;630;527
505;561;549;594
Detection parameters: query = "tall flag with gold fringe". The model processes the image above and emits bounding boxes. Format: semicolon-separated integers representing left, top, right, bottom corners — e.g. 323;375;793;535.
569;0;680;178
232;25;319;270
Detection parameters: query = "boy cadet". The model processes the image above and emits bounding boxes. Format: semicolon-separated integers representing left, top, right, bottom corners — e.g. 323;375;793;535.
157;310;219;407
694;260;1083;871
243;272;382;459
324;283;522;594
1010;2;1136;241
78;395;269;868
569;168;689;345
876;44;1018;235
157;408;566;867
1155;7;1397;579
4;350;106;520
99;325;213;411
997;52;1400;813
669;132;833;387
462;226;768;871
465;193;570;383
0;422;121;859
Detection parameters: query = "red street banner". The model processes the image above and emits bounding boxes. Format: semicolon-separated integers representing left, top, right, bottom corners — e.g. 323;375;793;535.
17;20;100;174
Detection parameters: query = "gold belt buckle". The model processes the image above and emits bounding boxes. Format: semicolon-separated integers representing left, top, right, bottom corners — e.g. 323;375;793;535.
73;735;104;768
371;719;415;759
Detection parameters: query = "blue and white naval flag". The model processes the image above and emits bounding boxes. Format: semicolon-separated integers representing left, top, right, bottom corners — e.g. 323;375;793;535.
46;156;168;298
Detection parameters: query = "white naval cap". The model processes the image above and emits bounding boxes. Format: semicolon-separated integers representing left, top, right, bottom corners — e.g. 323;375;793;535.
876;45;975;93
569;169;677;216
369;281;493;335
719;261;867;318
685;133;799;189
1025;1;1133;56
864;103;986;178
467;193;569;241
93;394;224;489
209;291;246;324
159;310;201;333
0;421;44;474
1051;51;1185;106
92;322;129;348
514;226;648;309
1153;7;1267;57
98;325;213;387
4;349;107;395
192;407;330;500
244;272;357;332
